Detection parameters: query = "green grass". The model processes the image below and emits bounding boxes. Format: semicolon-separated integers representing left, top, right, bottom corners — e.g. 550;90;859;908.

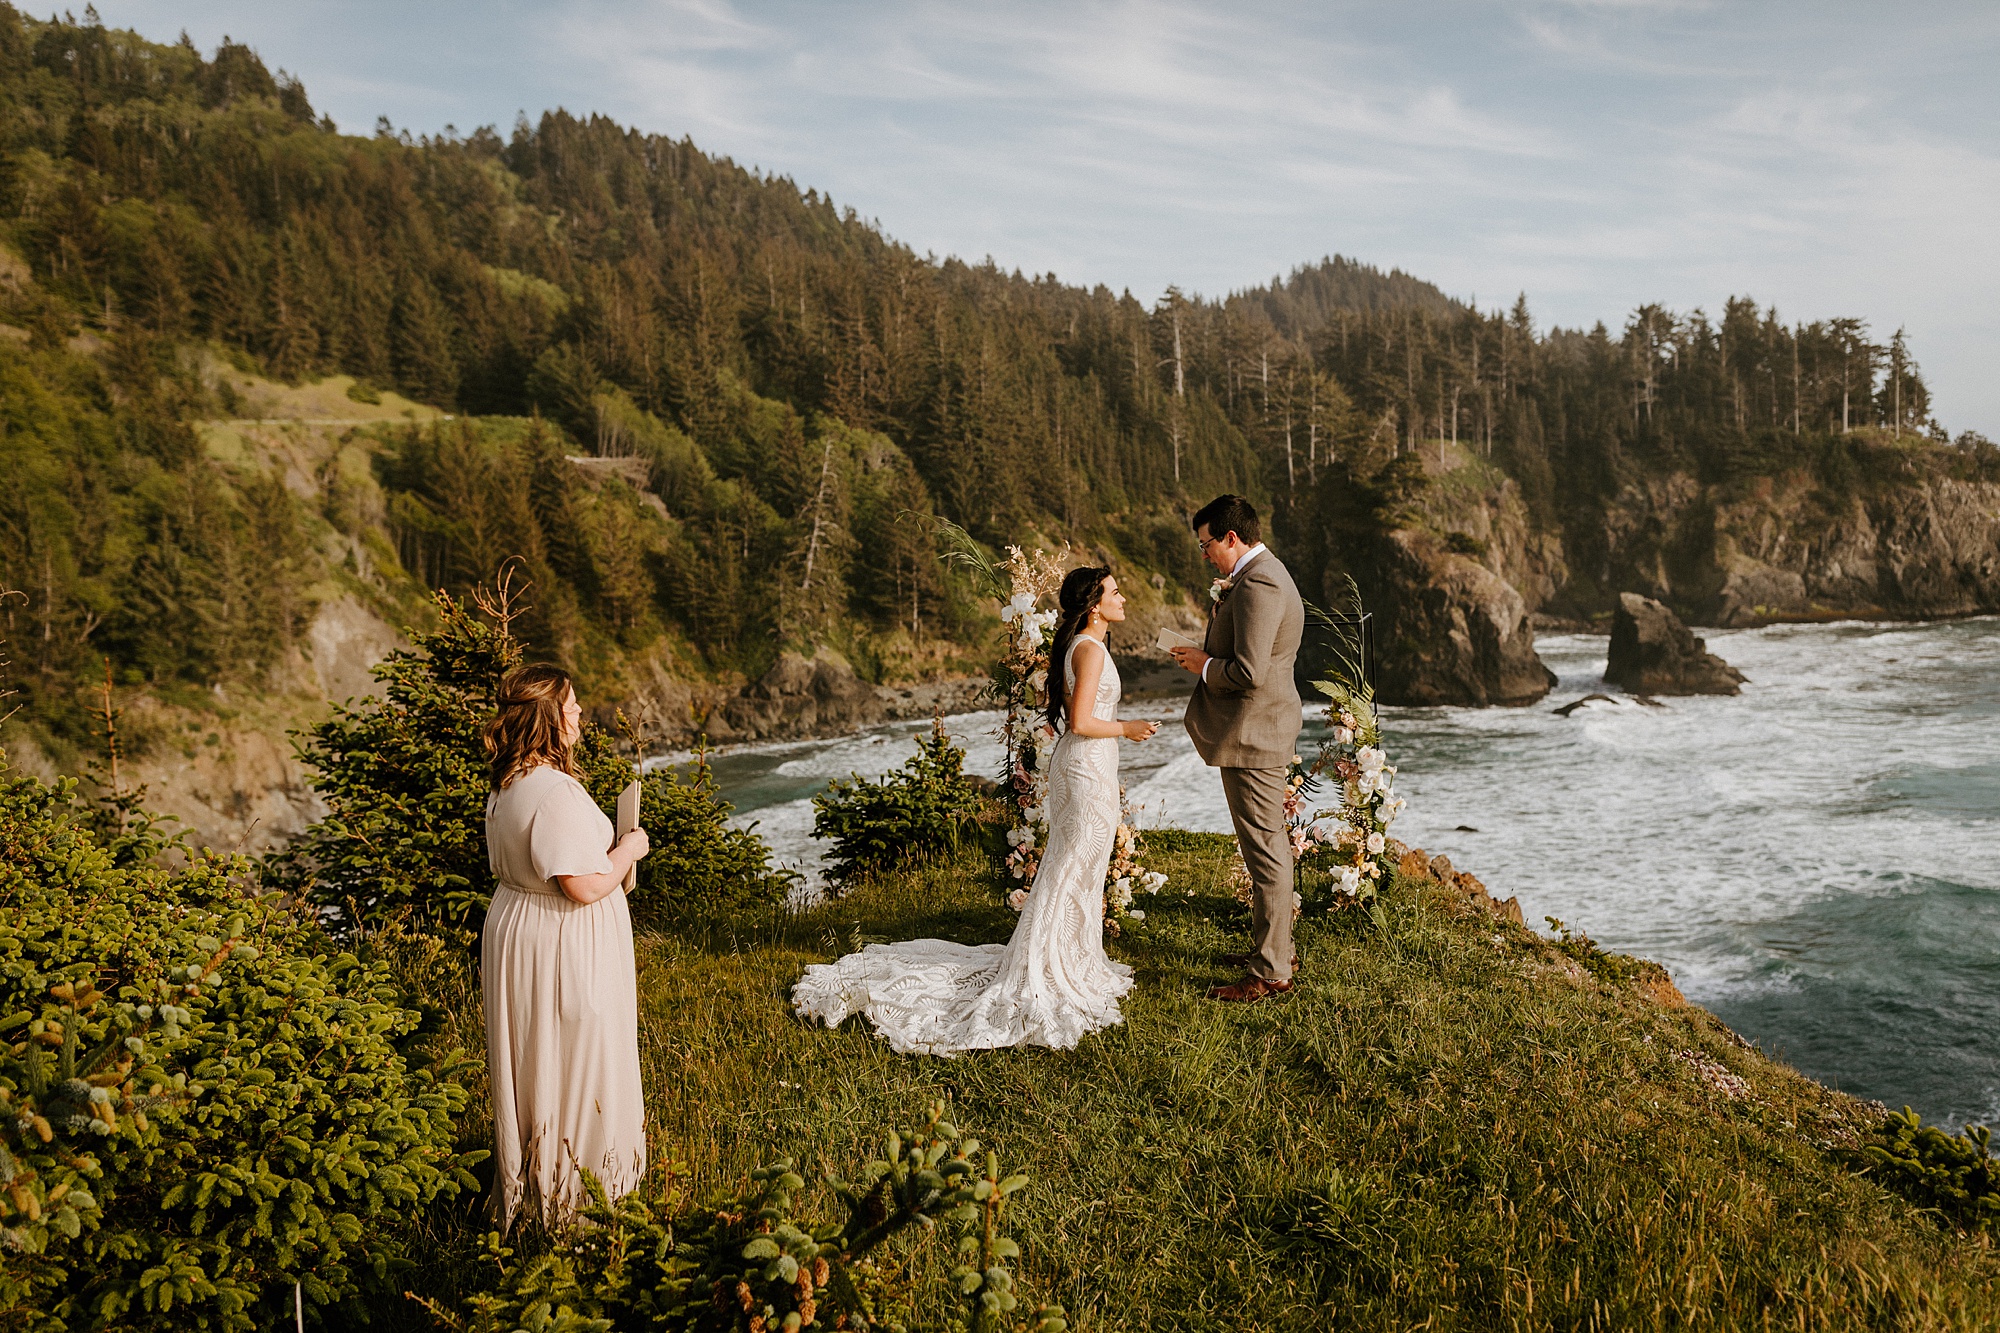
393;834;2000;1331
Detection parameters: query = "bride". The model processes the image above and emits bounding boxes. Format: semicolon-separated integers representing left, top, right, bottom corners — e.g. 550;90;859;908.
793;565;1158;1055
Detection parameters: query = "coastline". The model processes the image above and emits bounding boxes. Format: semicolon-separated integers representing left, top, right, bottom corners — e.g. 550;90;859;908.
688;618;2000;1128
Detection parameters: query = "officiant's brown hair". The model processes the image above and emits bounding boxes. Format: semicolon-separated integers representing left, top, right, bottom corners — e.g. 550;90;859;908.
486;664;579;789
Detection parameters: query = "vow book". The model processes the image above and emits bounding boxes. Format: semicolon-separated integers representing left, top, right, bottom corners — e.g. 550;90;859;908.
1155;626;1198;653
615;779;641;892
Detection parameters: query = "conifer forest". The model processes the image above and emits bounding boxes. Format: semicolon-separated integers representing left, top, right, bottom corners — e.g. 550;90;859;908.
1;7;1993;748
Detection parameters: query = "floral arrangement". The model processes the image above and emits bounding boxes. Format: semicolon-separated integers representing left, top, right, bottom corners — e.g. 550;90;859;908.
986;542;1166;927
1307;677;1407;908
1272;586;1408;919
1104;787;1169;923
1282;750;1330;859
993;544;1067;890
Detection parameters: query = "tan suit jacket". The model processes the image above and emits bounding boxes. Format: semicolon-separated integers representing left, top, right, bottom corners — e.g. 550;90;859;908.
1184;549;1305;769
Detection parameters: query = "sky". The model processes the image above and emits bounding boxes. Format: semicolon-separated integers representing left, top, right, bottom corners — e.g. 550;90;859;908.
88;0;2000;435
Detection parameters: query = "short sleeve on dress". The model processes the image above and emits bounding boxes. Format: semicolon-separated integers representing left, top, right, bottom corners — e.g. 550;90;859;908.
527;776;616;882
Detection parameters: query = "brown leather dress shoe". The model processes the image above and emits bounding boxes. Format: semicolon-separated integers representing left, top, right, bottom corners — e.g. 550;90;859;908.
1207;975;1294;1003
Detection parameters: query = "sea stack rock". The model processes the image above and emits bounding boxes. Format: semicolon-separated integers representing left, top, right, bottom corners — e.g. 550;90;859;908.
1604;593;1746;696
1362;529;1558;707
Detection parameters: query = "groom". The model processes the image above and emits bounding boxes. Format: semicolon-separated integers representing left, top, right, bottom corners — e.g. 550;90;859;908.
1170;495;1306;1003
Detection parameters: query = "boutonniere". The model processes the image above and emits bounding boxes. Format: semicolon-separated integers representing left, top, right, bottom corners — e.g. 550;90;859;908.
1208;577;1234;603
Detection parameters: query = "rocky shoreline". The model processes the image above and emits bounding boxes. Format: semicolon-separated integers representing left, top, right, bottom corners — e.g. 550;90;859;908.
708;650;995;744
1314;441;2000;709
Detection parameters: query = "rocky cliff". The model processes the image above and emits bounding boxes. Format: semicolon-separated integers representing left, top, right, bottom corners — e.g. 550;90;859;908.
1315;446;1564;707
1565;442;2000;627
1319;434;2000;708
1363;528;1558;706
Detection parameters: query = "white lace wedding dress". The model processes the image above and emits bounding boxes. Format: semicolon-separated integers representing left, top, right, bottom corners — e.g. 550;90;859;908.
792;636;1135;1055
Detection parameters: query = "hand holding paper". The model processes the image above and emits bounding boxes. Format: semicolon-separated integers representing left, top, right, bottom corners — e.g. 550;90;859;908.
1155;626;1198;654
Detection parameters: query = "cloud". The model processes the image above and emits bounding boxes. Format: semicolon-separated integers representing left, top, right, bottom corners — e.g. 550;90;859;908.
80;0;2000;431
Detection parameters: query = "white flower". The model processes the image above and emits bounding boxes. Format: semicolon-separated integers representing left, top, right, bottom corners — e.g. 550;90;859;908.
1382;797;1407;824
1006;825;1034;847
1332;726;1353;746
1007;889;1028;911
1366;831;1386;855
1141;870;1168;893
1011;865;1026;879
1337;866;1362;895
1356;746;1386;773
1126;909;1145;921
1356;772;1378;797
1029;668;1047;693
1003;592;1035;622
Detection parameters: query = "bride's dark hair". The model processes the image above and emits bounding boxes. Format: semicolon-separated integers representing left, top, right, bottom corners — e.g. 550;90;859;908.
1044;565;1113;733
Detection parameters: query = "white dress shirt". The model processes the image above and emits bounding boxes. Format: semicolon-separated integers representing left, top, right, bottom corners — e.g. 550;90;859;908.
1202;544;1267;684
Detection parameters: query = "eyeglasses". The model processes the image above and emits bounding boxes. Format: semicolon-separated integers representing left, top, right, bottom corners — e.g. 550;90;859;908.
1197;535;1220;553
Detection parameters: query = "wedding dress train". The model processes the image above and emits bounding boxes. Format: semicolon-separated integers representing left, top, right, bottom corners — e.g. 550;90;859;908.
792;636;1134;1055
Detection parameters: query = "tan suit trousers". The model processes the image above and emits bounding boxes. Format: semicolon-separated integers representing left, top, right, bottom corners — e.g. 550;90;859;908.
1219;765;1294;982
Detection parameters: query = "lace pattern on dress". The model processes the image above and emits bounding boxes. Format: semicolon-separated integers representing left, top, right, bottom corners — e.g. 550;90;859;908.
791;637;1133;1055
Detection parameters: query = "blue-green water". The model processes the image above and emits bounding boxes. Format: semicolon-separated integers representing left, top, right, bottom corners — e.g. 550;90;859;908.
675;617;2000;1127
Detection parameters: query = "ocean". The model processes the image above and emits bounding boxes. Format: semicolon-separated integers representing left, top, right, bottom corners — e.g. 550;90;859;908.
668;617;2000;1127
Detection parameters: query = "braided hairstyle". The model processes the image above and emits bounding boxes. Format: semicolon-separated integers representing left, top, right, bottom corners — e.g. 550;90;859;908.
1044;565;1113;733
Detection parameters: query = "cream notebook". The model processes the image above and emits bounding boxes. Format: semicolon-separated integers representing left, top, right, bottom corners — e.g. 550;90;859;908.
615;779;641;892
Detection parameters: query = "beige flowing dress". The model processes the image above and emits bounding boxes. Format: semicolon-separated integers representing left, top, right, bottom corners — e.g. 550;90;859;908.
481;765;646;1227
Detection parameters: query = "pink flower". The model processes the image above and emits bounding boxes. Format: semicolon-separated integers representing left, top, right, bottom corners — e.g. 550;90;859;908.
1007;889;1029;911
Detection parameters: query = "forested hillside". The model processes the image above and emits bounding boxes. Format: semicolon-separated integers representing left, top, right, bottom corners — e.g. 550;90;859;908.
3;7;1996;794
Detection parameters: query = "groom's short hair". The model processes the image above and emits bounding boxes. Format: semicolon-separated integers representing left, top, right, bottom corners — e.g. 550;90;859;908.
1191;495;1260;545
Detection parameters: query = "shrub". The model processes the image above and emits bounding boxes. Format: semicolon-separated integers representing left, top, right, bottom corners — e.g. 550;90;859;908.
637;746;796;915
812;721;985;887
271;586;789;942
1861;1109;2000;1234
0;767;484;1331
430;1101;1062;1333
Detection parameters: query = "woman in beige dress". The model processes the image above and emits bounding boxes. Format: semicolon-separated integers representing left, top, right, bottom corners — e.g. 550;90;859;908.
481;664;651;1227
